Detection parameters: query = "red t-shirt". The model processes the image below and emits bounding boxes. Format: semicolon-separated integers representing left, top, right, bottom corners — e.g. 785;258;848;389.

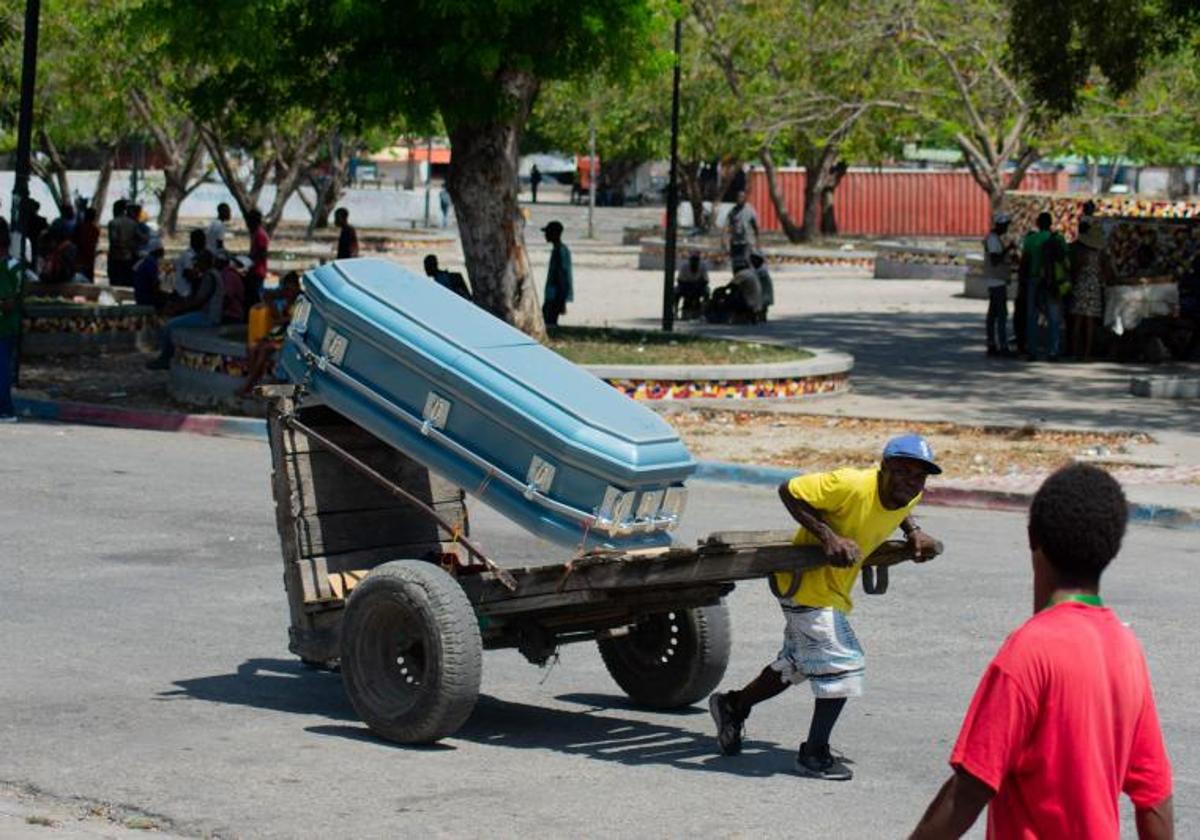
951;602;1172;839
250;227;270;279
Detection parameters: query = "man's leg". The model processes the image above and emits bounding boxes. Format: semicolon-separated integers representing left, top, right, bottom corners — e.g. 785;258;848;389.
1026;282;1041;358
709;604;806;756
149;311;206;368
794;608;862;781
986;286;1003;352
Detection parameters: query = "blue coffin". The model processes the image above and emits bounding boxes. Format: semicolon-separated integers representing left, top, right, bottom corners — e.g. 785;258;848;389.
280;259;695;551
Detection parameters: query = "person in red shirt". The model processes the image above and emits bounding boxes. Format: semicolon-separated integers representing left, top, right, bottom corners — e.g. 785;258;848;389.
72;207;101;281
910;463;1173;840
245;208;270;308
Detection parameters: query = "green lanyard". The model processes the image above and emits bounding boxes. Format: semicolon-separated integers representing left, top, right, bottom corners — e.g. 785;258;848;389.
1053;593;1104;608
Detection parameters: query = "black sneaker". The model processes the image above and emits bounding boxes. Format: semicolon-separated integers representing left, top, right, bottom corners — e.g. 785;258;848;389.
794;742;853;781
708;692;745;756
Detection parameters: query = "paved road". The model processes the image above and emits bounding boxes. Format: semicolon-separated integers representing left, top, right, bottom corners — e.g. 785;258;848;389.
1;421;1194;838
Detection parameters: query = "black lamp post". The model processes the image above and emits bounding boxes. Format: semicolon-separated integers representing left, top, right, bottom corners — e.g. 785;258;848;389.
661;16;682;333
9;0;40;390
10;0;40;262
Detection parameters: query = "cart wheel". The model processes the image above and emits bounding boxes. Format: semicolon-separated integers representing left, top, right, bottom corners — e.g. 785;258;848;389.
340;560;481;744
598;602;731;709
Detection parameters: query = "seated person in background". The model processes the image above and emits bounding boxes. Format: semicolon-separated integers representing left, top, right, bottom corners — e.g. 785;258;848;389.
39;232;78;285
423;254;473;300
236;272;302;398
173;228;209;299
131;239;166;308
707;264;763;325
217;251;246;324
1177;251;1200;359
146;250;224;370
751;251;774;321
674;251;710;319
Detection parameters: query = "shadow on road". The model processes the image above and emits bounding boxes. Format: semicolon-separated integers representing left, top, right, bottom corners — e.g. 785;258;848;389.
313;693;796;777
159;657;354;721
164;658;796;775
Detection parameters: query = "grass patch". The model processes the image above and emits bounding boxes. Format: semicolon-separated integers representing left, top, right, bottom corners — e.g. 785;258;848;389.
546;326;811;366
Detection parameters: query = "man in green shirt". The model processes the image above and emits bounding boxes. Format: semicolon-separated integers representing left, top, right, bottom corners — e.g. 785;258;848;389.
0;218;22;421
1019;212;1060;360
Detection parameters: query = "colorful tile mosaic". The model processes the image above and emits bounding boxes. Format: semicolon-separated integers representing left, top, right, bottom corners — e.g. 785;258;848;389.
176;348;252;379
22;313;155;334
606;373;848;400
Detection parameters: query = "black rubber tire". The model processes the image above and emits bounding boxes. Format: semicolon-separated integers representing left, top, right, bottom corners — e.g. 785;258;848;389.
340;560;482;744
597;602;731;709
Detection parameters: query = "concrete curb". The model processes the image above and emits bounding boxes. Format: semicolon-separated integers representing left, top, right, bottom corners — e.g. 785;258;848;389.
13;396;268;441
584;346;854;381
12;396;1199;528
692;459;1200;530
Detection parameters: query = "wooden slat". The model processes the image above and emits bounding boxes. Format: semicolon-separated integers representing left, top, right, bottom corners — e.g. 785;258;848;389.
459;538;933;609
294;507;457;557
286;448;464;515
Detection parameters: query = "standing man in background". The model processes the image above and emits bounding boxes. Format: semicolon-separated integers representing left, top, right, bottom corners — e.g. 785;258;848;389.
207;203;231;253
541;220;572;327
984;211;1016;356
724;190;759;272
335;207;360;259
245;209;270;308
530;164;543;204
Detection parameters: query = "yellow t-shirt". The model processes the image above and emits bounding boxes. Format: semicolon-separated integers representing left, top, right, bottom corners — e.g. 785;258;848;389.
772;467;919;614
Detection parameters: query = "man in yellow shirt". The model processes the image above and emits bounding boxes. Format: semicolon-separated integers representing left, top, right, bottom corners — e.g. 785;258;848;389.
709;434;942;780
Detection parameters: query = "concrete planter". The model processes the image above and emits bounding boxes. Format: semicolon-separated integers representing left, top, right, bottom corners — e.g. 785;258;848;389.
21;303;157;356
872;243;976;280
585;347;853;401
638;238;874;272
168;325;262;414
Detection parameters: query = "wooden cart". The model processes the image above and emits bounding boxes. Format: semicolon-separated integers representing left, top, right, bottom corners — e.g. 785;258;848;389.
265;386;926;744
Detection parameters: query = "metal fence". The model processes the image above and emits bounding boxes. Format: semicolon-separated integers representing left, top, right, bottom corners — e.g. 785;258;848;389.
747;168;1069;237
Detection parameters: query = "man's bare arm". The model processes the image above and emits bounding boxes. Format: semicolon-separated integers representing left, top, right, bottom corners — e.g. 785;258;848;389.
776;482;859;566
909;769;993;840
1136;796;1174;840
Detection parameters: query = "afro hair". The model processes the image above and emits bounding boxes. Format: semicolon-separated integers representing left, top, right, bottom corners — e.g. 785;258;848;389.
1029;463;1127;585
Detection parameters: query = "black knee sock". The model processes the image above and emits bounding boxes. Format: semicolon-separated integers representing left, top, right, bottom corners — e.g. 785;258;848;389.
728;666;789;718
805;697;847;749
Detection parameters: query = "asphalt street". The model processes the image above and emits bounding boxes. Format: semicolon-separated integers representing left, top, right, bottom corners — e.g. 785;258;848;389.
0;421;1194;838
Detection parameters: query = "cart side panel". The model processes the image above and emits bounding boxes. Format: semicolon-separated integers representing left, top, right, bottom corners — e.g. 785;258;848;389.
267;397;467;663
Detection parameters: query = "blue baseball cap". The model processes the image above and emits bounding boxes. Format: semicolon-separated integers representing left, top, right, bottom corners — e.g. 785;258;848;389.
882;434;942;474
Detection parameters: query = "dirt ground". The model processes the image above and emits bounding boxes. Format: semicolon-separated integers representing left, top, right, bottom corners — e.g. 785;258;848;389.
664;408;1154;479
18;351;188;414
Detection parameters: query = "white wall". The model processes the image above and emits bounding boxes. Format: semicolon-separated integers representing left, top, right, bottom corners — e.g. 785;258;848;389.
0;170;451;229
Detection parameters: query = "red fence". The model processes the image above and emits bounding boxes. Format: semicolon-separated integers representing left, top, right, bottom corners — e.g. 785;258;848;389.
747;168;1069;237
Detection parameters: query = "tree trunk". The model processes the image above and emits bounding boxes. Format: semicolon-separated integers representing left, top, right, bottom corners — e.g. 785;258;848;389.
797;146;841;243
32;130;70;211
1086;159;1099;194
307;132;354;230
678;160;706;231
1101;158;1121;193
92;147;117;216
200;125;276;228
155;127;206;236
404;136;417;190
820;161;848;235
446;69;544;339
258;127;320;234
759;148;805;242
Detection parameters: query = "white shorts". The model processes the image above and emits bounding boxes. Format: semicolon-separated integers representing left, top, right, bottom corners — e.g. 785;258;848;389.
769;605;865;698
